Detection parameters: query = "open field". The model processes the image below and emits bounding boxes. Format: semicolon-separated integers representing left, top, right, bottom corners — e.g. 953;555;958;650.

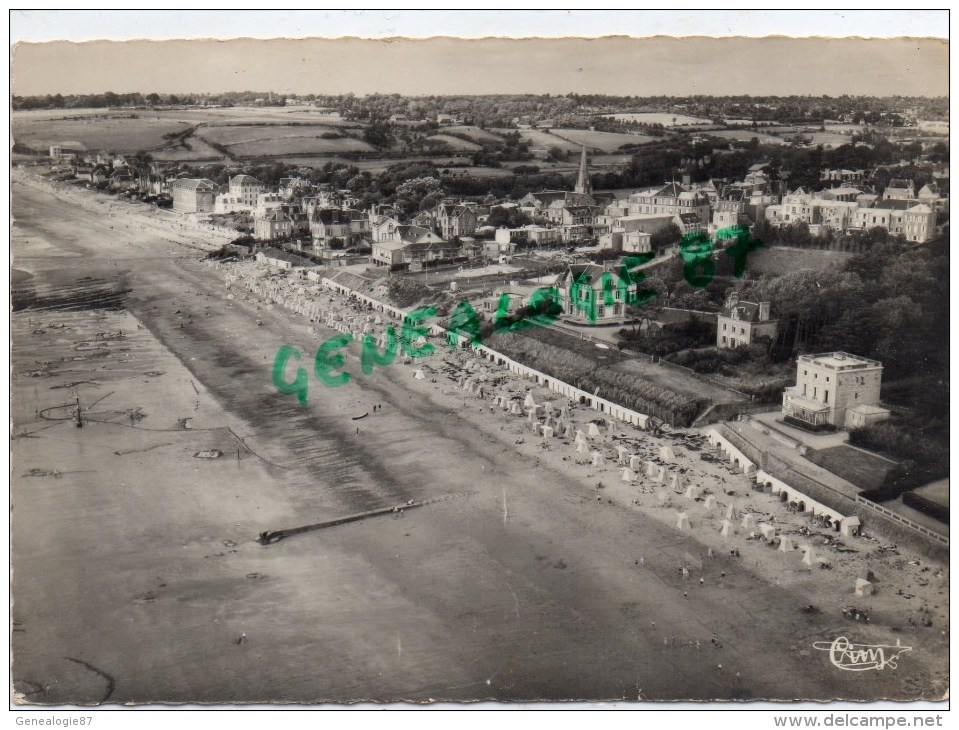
602;112;712;126
218;135;375;157
445;125;506;144
198;124;355;146
549;128;656;152
706;129;785;145
12;114;192;153
150;137;228;162
806;445;897;492
420;134;482;151
498;129;582;153
747;246;856;276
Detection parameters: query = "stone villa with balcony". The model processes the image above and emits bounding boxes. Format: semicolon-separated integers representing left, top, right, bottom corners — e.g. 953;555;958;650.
782;352;890;431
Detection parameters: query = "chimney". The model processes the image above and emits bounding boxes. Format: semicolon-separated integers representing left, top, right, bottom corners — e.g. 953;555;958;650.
759;301;771;321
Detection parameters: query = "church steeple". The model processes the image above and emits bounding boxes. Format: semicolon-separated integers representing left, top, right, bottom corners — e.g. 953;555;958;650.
575;144;592;195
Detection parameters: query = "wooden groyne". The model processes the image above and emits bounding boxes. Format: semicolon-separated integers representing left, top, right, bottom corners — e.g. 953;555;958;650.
257;492;473;545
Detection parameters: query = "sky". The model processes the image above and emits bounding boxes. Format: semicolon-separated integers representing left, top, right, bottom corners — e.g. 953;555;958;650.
10;14;949;98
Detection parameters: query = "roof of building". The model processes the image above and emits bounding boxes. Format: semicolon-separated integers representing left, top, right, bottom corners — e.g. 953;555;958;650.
675;212;701;225
874;198;919;211
848;404;891;416
230;174;264;186
918;182;940;196
435;202;474;218
887;179;914;190
720;300;773;323
172;178;217;192
256;248;314;266
259;208;293;223
311;207;362;224
798;352;882;370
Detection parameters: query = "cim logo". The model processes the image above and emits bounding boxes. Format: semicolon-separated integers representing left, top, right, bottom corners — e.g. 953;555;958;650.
813;636;913;672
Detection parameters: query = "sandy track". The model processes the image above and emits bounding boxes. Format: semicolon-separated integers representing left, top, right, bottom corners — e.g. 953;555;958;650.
11;173;948;704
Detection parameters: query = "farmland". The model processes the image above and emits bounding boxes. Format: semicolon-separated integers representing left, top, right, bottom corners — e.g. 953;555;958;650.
502;129;582;153
602;112;712;126
420;134;482;151
444;125;506;144
11;113;192;153
745;246;856;276
548;128;655;152
196;125;375;158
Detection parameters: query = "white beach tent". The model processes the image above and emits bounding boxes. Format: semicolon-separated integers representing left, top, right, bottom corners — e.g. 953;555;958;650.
575;430;588;446
657;466;668;484
659;445;676;462
621;467;637;483
645;460;658;478
759;523;776;541
413;369;426;380
855;578;874;597
617;446;630;465
778;536;795;553
671;473;684;492
801;545;817;568
542;426;554;439
576;441;590;455
725;505;740;521
703;495;717;513
591;451;606;468
684;484;700;501
524;392;537;409
587;422;602;439
629;455;644;471
741;514;756;530
675;512;691;531
720;519;734;538
657;490;670;505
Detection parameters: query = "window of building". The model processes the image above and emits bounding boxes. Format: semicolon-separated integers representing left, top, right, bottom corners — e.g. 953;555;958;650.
824;390;829;403
814;387;817;398
722;336;727;344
